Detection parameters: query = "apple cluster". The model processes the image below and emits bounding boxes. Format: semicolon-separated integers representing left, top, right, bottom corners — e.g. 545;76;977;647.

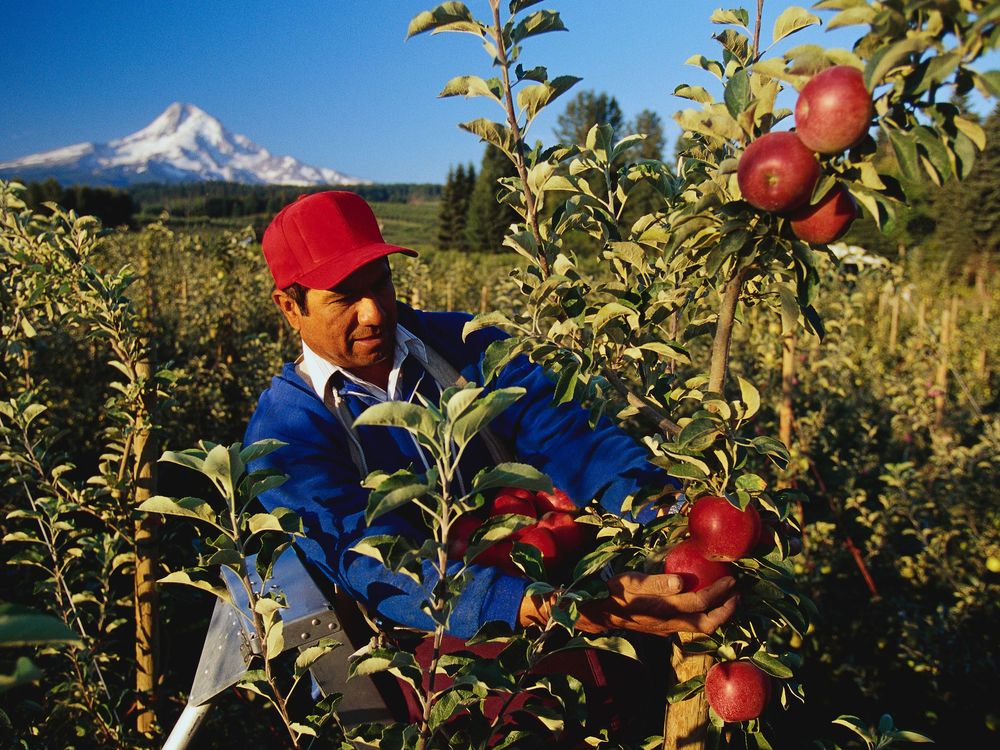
663;495;774;722
737;65;874;244
447;487;591;577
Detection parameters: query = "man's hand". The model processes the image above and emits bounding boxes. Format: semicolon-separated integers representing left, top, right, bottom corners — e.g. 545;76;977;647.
519;572;738;637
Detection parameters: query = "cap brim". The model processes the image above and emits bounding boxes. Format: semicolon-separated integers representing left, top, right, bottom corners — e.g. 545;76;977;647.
294;243;418;290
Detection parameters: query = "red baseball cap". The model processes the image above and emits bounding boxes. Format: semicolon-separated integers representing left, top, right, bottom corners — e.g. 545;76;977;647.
262;191;417;290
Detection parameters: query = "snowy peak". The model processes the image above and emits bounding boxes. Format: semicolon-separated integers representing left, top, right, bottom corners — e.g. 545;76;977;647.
0;103;366;187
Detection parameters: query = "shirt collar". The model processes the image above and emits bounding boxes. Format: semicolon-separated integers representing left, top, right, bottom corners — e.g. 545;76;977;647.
300;324;426;402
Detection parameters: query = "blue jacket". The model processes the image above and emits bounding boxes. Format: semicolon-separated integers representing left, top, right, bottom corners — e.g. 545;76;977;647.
244;305;666;638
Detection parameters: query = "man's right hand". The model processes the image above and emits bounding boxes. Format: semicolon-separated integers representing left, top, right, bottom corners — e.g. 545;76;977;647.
519;572;738;637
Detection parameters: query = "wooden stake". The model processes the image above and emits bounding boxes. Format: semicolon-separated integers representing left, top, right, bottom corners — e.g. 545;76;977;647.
479;284;489;315
133;353;159;734
778;331;796;488
977;297;990;379
934;309;951;429
663;638;711;750
888;292;900;354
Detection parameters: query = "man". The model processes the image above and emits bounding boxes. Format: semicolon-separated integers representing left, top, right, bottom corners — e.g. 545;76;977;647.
244;191;737;727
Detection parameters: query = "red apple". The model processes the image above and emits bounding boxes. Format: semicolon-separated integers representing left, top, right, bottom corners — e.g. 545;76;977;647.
514;525;559;561
491;492;538;518
737;132;819;213
538;511;591;554
534;487;576;514
704;661;772;722
447;513;484;560
663;540;734;592
788;184;857;244
688;496;762;562
795;65;873;154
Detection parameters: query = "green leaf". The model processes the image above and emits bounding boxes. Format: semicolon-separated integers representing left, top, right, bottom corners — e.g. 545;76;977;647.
673;84;714;104
864;37;927;89
954;115;987;151
825;6;876;30
736;474;767;492
203;443;237;497
0;604;81;647
138;496;223;530
737;376;760;419
893;730;934;743
710;9;749;27
158;569;233;606
887;129;921;183
265;618;284;658
247;507;303;536
159;448;206;473
750;650;793;678
724;68;751;119
974;70;1000;98
354;401;438;444
509;0;544;14
406;3;483;38
472;462;551;494
913;125;952;183
510;9;566;45
439;75;502;103
366;471;431;525
0;657;42;693
667;674;706;703
451;387;524;449
239;439;287;465
772;6;820;44
516;75;581;122
459;118;513;153
678;419;719;451
482;338;521;383
592;302;638;333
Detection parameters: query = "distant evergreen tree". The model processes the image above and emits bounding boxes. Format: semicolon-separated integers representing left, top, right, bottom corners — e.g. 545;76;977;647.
628;109;665;161
465;145;519;253
554;90;626;146
904;101;999;274
437;166;459;250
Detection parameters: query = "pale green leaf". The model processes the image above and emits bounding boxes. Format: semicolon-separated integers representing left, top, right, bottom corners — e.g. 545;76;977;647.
772;6;821;44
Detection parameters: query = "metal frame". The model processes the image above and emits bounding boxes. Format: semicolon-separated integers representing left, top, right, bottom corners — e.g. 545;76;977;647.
161;551;396;750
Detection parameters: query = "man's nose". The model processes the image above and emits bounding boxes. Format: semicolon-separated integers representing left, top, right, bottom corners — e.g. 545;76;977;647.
356;294;385;325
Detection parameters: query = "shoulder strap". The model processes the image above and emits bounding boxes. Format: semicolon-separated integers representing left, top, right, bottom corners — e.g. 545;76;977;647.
420;344;515;465
294;361;369;476
295;341;514;475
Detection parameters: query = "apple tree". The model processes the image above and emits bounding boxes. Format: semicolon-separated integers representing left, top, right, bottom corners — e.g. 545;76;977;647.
398;0;1000;747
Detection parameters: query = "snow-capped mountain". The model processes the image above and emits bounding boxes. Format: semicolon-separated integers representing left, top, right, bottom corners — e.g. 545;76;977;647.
0;103;367;187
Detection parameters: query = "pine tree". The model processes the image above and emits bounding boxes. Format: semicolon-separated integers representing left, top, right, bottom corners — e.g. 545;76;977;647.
436;166;458;250
554;90;625;146
628;109;665;161
465;145;519;253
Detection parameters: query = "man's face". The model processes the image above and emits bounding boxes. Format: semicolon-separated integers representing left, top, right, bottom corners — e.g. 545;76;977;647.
274;260;398;382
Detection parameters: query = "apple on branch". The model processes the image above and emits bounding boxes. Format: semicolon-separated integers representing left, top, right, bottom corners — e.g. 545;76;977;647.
737;132;819;213
788;183;858;244
795;65;874;154
704;660;772;723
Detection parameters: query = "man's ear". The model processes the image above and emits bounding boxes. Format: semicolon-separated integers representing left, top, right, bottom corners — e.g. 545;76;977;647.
272;288;303;331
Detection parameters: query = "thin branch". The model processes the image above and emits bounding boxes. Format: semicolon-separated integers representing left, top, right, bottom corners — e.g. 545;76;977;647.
490;0;550;277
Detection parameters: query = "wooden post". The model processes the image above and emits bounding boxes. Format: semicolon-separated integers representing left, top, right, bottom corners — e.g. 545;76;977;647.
888;291;900;354
917;299;927;332
934;308;950;429
412;284;422;310
778;331;796;487
133;353;159;734
977;297;990;379
446;280;454;312
663;638;711;750
479;284;490;315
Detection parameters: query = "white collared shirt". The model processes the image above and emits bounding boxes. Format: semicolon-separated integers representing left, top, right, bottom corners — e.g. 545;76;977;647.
299;324;428;403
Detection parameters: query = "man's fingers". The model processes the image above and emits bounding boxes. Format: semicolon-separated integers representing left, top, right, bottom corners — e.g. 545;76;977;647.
691;593;740;634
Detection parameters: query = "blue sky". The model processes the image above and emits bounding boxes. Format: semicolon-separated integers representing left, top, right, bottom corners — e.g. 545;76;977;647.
1;2;994;183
